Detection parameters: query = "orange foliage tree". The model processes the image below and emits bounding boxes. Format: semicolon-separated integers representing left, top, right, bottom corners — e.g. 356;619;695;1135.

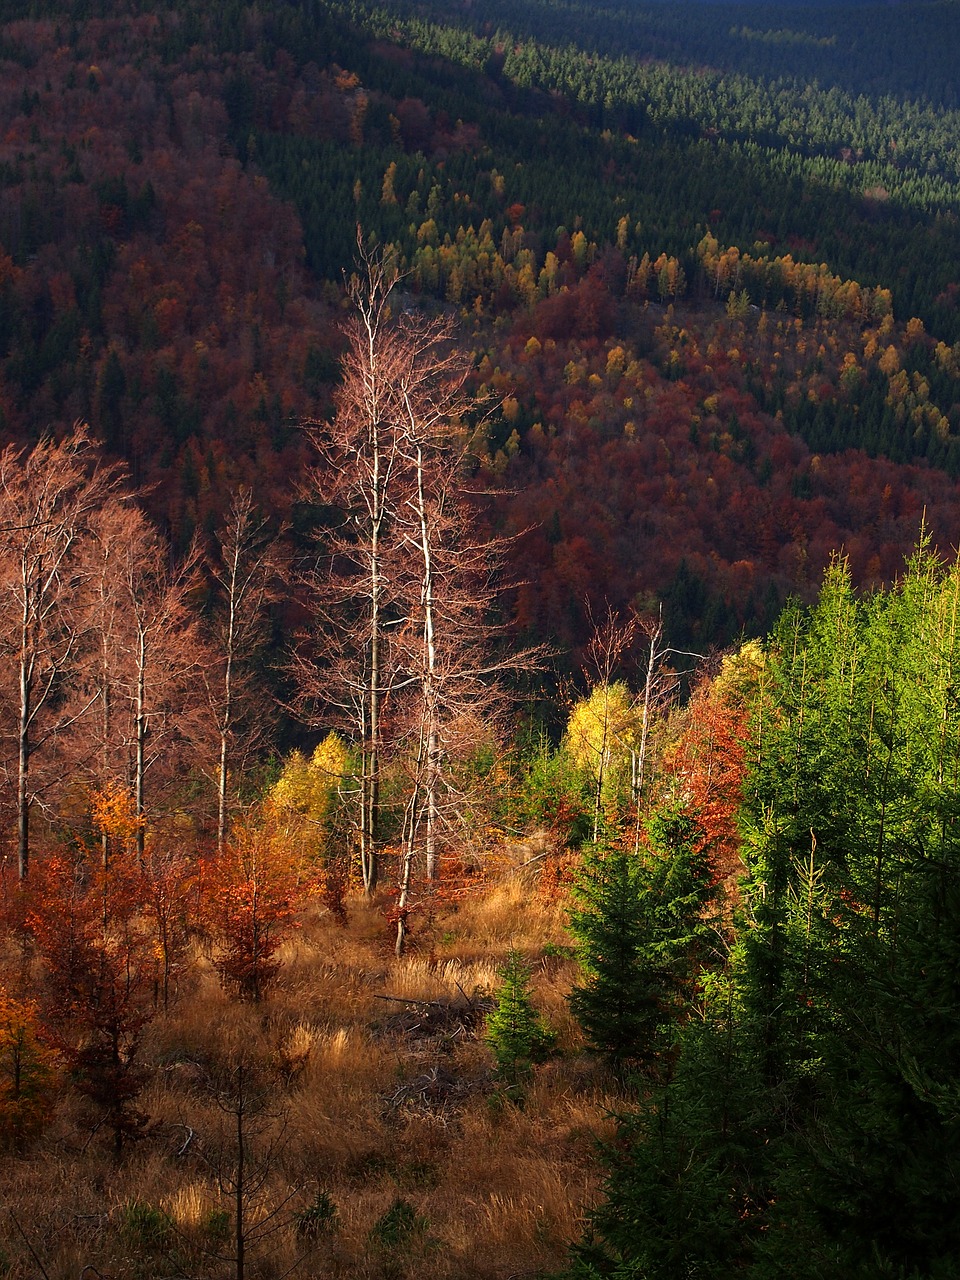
27;851;156;1157
665;650;757;888
90;781;194;1009
141;842;196;1011
0;989;58;1153
199;814;304;1002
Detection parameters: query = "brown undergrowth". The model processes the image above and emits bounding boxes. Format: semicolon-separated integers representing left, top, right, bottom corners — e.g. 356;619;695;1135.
0;873;620;1280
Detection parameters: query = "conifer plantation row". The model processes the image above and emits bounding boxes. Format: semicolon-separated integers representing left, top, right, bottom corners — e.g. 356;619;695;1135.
4;0;960;1274
569;549;960;1278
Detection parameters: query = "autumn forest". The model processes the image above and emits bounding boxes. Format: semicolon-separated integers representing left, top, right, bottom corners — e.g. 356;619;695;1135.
1;0;960;1276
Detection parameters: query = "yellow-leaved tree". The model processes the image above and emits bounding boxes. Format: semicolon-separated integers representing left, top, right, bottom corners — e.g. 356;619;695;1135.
268;733;351;870
565;682;640;841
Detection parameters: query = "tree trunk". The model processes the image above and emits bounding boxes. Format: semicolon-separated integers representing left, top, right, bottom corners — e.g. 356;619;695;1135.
135;628;147;864
17;651;31;883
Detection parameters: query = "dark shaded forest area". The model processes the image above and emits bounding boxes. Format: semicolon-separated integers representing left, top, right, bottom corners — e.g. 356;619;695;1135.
2;0;960;653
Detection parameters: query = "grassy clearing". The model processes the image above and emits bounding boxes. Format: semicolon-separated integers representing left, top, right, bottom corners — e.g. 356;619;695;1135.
0;874;620;1280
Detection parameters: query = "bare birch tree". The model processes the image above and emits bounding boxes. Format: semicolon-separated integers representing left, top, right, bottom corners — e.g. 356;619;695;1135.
392;315;472;885
579;607;640;844
628;607;698;852
300;240;541;925
206;488;283;853
0;425;122;880
80;502;154;868
297;242;407;894
123;530;204;862
76;501;205;862
389;319;542;937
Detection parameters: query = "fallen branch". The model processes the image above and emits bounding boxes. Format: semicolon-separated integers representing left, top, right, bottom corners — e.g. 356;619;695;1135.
172;1123;196;1157
9;1210;52;1280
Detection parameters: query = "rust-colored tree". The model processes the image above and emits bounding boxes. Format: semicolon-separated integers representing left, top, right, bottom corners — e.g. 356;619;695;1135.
665;654;753;889
141;840;196;1011
89;782;194;1010
27;851;156;1158
199;815;303;1002
0;989;58;1153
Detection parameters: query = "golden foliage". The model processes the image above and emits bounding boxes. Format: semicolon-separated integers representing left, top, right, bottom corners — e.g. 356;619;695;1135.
90;782;144;848
564;681;638;781
0;989;58;1151
267;733;350;864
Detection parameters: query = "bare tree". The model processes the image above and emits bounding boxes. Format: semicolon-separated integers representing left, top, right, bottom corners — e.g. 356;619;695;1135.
0;425;122;880
76;501;205;862
300;240;541;926
570;603;700;848
81;503;139;869
123;530;204;861
392;313;472;885
206;488;283;853
298;240;407;894
391;370;543;947
629;607;695;853
196;1053;305;1280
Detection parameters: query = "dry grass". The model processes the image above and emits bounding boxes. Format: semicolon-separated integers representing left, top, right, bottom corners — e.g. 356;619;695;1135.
0;866;621;1280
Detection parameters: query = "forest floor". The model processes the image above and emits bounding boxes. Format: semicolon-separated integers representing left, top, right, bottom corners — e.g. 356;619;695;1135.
0;871;618;1280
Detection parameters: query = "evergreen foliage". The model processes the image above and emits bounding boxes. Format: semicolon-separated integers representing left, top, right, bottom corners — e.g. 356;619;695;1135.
506;733;593;846
368;1197;430;1250
739;545;960;1276
569;983;769;1279
485;950;556;1088
567;840;659;1071
572;546;960;1278
568;814;717;1072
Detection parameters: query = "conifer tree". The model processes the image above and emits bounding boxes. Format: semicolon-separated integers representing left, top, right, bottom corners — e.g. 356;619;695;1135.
567;839;657;1071
568;811;717;1073
569;991;768;1280
737;545;960;1277
485;950;556;1089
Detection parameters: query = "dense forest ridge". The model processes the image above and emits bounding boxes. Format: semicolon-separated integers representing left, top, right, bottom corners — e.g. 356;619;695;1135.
3;0;960;654
346;0;960;184
250;0;960;332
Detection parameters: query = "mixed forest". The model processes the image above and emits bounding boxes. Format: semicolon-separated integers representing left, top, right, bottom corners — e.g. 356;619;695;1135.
2;0;960;1275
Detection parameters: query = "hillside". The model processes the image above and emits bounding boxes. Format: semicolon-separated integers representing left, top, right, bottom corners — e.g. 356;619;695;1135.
2;0;960;656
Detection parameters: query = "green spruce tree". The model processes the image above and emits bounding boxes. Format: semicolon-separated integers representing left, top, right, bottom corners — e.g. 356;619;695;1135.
485;951;556;1092
569;995;768;1280
568;811;717;1073
568;839;659;1071
568;545;960;1280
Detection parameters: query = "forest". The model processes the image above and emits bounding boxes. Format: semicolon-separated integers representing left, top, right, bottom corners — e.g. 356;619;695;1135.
2;0;960;1275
